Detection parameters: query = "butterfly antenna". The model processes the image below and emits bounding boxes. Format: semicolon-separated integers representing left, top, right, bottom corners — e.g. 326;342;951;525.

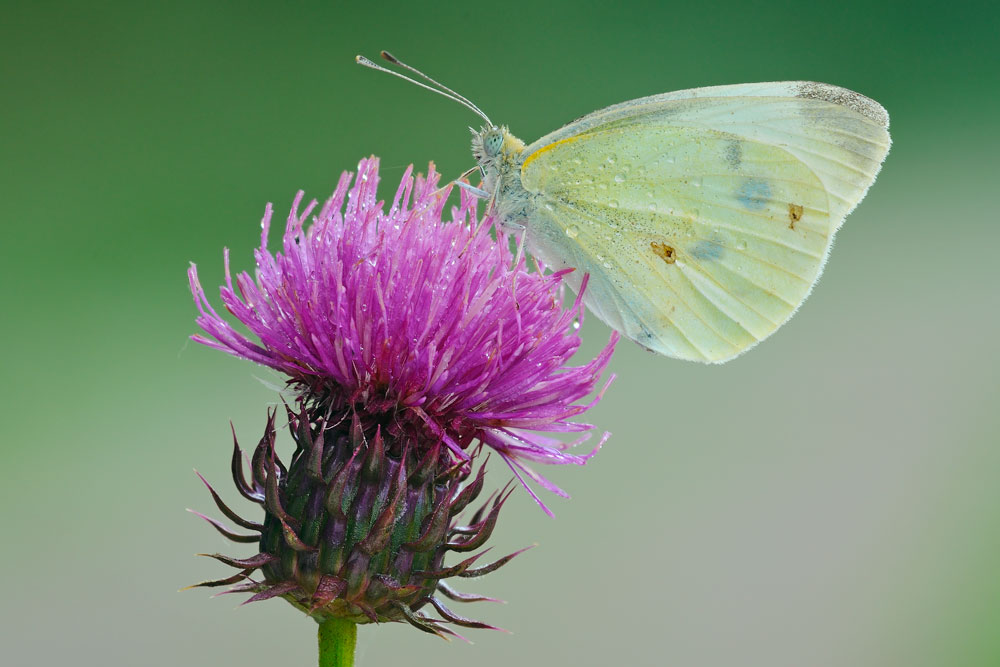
355;53;493;127
379;51;494;126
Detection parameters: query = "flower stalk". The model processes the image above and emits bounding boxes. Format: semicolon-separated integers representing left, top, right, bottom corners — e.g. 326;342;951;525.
318;617;356;667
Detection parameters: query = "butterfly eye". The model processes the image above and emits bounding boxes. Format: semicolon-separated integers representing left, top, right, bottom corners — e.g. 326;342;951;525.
484;130;503;157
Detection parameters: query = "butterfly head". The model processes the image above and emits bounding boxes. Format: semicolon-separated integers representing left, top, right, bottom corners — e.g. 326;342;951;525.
471;126;504;164
471;126;526;194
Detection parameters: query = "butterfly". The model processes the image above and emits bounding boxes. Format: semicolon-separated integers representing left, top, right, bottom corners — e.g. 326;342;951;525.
358;53;891;363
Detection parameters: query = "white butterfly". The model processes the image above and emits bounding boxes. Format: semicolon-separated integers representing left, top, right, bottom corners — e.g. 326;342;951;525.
360;54;891;363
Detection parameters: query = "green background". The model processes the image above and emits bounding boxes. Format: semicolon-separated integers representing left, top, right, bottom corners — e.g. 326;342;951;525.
2;1;998;665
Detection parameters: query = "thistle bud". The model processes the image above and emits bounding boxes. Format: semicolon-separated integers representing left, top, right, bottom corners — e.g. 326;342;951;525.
192;403;524;636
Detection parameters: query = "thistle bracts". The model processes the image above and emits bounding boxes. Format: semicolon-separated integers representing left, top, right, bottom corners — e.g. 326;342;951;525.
192;404;526;637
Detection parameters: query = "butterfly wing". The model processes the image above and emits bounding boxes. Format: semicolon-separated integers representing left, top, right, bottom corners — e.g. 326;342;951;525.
518;82;890;362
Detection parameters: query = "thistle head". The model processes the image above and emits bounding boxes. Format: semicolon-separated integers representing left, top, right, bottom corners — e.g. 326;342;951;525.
187;158;616;635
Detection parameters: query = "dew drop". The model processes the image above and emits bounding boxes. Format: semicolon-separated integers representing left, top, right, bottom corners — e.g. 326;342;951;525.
566;226;579;239
614;173;626;183
606;156;616;165
544;202;555;211
608;200;619;208
736;240;748;250
648;203;658;212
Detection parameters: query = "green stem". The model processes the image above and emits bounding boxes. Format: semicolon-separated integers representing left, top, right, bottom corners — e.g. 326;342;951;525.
317;617;357;667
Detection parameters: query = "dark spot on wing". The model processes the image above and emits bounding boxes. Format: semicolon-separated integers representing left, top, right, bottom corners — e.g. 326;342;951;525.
788;203;804;229
725;141;742;169
690;239;724;260
650;241;676;264
737;179;771;211
796;82;889;127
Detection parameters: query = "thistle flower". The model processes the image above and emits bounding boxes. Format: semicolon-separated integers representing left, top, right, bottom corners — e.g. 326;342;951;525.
187;157;617;640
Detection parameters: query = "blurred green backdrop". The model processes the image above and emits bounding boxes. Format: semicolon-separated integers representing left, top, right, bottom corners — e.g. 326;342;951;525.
2;1;998;665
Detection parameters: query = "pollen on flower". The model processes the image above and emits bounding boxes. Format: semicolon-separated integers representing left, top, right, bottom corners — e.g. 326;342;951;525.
187;157;617;635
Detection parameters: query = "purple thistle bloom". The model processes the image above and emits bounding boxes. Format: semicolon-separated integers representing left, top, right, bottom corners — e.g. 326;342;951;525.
189;157;617;513
186;157;616;636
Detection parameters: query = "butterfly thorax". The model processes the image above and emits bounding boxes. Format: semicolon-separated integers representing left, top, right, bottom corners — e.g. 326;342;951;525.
471;126;534;229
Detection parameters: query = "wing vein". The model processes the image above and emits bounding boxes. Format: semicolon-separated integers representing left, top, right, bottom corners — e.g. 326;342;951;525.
682;259;780;327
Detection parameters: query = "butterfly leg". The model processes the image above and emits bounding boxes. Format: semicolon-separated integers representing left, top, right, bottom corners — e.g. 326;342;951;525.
508;224;528;334
452;180;490;198
431;167;488;199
